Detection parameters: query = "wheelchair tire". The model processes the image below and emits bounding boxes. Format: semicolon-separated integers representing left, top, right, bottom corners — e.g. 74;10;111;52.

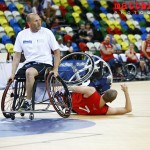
12;80;26;112
1;80;14;118
59;52;95;85
46;73;72;118
123;63;137;81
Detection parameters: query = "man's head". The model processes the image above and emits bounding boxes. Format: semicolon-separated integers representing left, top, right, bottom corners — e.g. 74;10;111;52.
26;13;41;32
129;43;135;49
104;35;110;43
102;89;118;103
146;34;150;42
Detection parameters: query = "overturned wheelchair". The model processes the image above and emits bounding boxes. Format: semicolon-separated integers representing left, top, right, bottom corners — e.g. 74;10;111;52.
1;52;113;120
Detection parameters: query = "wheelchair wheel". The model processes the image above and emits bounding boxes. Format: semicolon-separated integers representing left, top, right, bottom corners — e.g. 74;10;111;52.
46;73;72;118
91;55;113;83
1;80;14;118
59;52;95;85
123;63;137;81
12;79;26;111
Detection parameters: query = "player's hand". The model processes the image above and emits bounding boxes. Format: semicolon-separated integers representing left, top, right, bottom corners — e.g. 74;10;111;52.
121;84;128;93
50;69;58;77
8;74;15;83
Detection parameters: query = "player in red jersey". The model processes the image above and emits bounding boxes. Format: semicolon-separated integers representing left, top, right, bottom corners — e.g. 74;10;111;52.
100;35;121;74
69;84;132;115
142;34;150;60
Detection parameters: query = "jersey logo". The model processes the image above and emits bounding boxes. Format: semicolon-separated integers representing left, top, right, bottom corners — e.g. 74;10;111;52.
79;105;90;113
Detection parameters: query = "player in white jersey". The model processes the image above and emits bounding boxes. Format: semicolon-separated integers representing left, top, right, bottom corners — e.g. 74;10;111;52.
9;13;60;110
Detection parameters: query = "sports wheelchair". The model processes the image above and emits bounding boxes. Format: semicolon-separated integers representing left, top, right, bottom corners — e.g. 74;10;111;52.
1;52;113;120
58;52;113;95
1;71;72;120
112;54;137;82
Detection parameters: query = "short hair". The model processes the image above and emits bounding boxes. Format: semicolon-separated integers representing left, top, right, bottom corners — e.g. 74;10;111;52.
26;13;36;22
102;89;118;103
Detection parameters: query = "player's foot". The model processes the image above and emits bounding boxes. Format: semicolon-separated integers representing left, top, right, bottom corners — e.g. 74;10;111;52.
19;101;31;111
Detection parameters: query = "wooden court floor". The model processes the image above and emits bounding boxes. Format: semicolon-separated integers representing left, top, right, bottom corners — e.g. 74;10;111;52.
0;81;150;150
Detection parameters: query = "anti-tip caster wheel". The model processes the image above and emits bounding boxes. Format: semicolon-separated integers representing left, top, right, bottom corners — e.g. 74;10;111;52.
20;113;25;117
11;114;15;120
29;113;34;120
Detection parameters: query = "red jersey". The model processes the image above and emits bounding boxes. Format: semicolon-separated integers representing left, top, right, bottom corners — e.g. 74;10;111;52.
100;41;114;61
126;50;138;63
71;91;109;115
144;40;150;57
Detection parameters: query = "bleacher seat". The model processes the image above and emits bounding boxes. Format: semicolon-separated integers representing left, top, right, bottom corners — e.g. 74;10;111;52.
13;26;21;35
11;0;19;5
72;12;81;24
0;3;7;11
8;3;18;11
67;0;75;6
3;0;11;6
107;13;114;21
12;10;21;21
87;0;94;9
52;5;61;16
4;10;14;21
0;11;6;20
86;12;95;22
86;42;96;53
0;43;7;53
80;0;89;8
15;3;24;14
18;18;25;29
0;26;6;38
4;26;15;37
99;13;108;21
9;18;19;28
64;26;74;36
79;42;89;52
92;20;101;29
5;43;14;54
128;34;137;43
2;34;12;44
71;42;79;52
73;5;82;14
0;18;9;28
121;42;129;51
94;42;101;51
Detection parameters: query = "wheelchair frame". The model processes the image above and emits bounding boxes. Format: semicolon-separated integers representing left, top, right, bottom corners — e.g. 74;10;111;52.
1;52;113;120
1;73;72;120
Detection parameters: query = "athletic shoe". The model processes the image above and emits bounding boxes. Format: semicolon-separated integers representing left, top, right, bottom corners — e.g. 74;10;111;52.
19;101;31;111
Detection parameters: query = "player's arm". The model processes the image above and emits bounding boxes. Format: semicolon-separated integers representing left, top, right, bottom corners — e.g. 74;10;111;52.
52;49;60;76
142;41;150;59
10;52;21;81
68;86;96;98
101;44;109;54
106;84;132;115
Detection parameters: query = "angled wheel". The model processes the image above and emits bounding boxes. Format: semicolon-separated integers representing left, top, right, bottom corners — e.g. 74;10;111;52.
46;73;72;118
1;79;26;118
89;55;113;94
59;52;95;85
12;79;26;111
1;80;14;118
123;63;137;81
91;55;113;83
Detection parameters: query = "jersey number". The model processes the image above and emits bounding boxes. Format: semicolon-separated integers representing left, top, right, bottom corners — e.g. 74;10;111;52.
79;105;90;113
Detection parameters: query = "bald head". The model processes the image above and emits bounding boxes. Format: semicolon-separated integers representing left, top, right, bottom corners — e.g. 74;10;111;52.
26;13;38;22
102;89;118;103
26;13;41;32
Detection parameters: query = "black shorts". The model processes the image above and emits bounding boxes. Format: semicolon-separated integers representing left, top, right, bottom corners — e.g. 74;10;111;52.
15;61;53;79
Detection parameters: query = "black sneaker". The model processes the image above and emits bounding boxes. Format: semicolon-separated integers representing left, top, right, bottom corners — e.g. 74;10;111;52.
19;101;31;111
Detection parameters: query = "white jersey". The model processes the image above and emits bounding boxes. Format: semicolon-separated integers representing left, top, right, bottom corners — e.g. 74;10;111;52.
14;27;59;66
